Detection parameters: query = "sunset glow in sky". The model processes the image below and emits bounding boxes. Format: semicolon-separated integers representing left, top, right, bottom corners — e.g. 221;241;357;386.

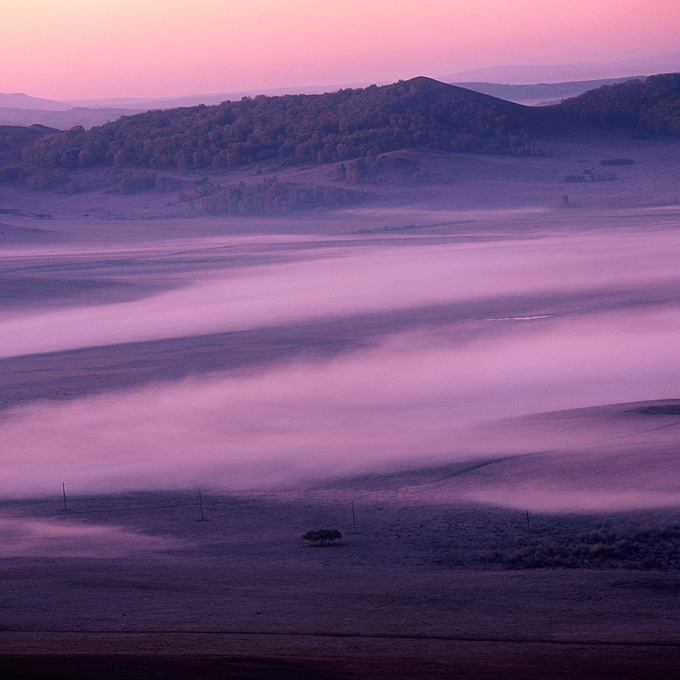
4;0;680;99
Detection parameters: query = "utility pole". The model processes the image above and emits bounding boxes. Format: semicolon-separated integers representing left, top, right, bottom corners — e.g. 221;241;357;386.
526;510;532;546
198;490;205;521
62;482;67;511
351;500;357;534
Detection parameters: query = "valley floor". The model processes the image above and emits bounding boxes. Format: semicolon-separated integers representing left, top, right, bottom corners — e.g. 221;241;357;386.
2;134;680;678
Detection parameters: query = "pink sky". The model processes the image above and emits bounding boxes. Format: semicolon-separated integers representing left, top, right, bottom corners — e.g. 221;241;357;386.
4;0;680;99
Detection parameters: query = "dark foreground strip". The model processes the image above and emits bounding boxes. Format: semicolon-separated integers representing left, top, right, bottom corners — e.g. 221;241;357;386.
3;629;680;647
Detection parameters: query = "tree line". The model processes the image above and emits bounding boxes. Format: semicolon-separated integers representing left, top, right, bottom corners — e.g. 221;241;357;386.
555;73;680;137
13;77;546;178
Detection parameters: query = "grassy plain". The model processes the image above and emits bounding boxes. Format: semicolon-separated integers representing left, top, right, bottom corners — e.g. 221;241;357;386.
1;130;680;678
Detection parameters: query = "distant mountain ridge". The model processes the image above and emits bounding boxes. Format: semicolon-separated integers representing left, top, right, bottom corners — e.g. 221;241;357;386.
452;77;644;106
444;51;680;85
62;84;365;110
0;93;71;111
0;107;144;131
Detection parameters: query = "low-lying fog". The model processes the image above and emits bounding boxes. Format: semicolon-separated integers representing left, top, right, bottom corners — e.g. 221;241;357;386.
1;223;680;508
0;515;175;557
2;227;679;357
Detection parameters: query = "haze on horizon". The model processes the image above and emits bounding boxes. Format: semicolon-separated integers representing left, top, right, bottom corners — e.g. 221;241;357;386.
4;0;680;100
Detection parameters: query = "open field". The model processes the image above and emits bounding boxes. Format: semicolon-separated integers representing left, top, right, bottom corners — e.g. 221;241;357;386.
2;477;680;678
1;132;680;677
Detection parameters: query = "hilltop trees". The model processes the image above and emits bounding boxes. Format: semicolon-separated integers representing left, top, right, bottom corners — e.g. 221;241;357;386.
556;73;680;137
11;77;547;184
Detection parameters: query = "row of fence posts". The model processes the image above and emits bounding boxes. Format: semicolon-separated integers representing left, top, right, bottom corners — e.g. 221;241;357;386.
59;483;537;544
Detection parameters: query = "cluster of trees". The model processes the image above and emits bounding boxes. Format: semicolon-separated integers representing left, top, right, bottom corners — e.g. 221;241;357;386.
338;153;428;184
0;124;54;163
15;77;546;179
556;73;680;137
200;177;358;215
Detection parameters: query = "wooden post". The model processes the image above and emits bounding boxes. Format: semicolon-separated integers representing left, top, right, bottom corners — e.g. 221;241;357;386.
198;490;205;521
62;482;67;511
526;510;532;546
351;500;357;534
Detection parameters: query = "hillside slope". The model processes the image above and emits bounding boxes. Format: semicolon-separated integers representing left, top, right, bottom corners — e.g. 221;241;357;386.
555;72;680;137
15;77;562;177
0;124;56;156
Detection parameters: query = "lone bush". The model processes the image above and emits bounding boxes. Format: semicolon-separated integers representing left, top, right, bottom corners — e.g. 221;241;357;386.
302;529;342;546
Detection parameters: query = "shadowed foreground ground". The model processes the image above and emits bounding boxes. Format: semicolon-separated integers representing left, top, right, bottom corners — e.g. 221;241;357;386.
2;486;680;679
3;643;680;680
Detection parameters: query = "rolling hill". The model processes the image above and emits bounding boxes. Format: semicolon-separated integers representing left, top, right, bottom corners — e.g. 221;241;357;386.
1;74;679;201
554;72;680;137
0;124;57;161
0;93;71;111
14;77;559;177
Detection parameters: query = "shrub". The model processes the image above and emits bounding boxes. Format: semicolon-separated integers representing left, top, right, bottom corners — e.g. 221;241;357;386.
302;529;342;546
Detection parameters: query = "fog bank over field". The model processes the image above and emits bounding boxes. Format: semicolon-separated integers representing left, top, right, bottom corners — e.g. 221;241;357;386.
0;515;175;558
1;303;679;502
1;222;679;506
1;227;680;359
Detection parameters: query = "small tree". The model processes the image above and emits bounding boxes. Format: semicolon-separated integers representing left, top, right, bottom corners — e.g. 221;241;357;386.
302;529;342;546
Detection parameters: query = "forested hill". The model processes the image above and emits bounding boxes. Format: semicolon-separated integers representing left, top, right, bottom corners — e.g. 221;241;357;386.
16;77;555;175
0;124;56;158
555;73;680;137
